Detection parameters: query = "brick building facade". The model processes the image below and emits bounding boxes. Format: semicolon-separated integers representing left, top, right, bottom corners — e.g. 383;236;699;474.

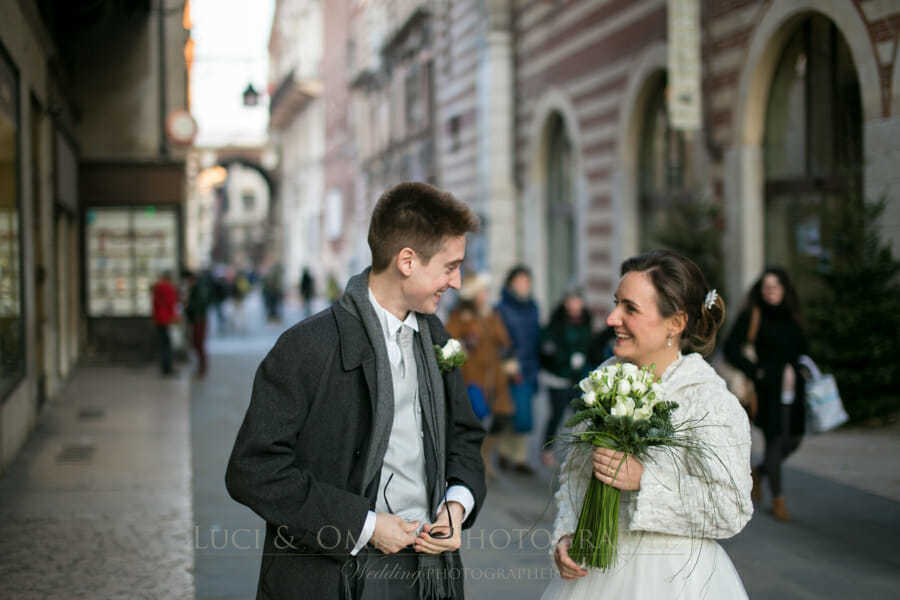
274;0;898;319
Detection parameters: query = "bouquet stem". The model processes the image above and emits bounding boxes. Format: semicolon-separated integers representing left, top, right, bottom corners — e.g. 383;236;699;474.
569;478;620;569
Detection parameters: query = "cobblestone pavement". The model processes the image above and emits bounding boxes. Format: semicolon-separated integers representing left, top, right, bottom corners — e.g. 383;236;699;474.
0;365;193;599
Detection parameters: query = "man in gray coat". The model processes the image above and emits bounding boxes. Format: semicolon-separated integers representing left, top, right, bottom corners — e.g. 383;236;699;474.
226;182;486;599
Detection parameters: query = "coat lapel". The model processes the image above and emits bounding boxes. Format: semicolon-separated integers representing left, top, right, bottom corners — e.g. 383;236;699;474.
333;304;378;416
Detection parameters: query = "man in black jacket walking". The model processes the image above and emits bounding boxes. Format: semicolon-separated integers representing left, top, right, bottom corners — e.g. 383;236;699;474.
226;182;486;599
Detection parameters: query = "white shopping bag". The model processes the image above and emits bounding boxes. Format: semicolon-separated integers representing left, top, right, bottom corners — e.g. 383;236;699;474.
798;355;849;433
169;323;185;352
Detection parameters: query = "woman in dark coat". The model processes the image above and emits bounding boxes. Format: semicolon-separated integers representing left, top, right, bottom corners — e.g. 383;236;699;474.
539;288;593;466
724;267;807;521
496;265;541;474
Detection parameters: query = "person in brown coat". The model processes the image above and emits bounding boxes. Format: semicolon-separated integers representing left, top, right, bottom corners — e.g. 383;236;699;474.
446;273;514;479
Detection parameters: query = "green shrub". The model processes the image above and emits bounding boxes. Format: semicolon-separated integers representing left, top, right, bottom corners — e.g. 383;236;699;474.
806;197;900;421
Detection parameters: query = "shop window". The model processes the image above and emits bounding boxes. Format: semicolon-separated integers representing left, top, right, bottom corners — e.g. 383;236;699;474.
86;207;178;317
0;45;24;399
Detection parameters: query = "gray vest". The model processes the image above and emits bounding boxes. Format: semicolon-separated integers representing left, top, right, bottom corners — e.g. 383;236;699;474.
374;323;429;523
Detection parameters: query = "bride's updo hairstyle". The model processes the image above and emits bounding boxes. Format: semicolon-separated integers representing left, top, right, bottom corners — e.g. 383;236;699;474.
620;249;726;356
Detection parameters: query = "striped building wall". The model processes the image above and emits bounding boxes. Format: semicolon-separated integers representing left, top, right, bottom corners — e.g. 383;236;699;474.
436;0;481;210
513;0;668;315
333;0;898;319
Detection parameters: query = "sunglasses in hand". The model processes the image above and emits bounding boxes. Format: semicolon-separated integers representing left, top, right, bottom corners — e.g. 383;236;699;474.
382;473;455;541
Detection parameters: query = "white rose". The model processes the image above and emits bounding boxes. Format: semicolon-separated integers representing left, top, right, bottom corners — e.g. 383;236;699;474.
579;377;594;393
610;396;635;417
598;377;612;395
617;379;632;396
582;390;597;406
631;379;648;396
610;399;628;417
651;383;663;396
622;363;639;376
633;404;653;421
441;339;463;359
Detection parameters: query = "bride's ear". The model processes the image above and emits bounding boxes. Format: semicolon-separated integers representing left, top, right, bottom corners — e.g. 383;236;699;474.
666;311;688;339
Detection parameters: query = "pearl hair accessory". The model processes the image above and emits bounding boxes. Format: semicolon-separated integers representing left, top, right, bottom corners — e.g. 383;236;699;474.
704;289;718;310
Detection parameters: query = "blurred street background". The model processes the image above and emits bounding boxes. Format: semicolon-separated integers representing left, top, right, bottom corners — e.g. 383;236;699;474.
1;0;900;598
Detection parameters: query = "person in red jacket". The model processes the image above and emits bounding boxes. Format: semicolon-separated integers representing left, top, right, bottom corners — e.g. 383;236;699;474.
152;271;179;375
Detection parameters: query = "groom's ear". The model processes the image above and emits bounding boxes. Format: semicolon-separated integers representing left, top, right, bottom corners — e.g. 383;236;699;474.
396;247;416;277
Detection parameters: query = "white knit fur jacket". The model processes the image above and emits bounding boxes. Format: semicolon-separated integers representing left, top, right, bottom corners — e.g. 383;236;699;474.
551;353;754;552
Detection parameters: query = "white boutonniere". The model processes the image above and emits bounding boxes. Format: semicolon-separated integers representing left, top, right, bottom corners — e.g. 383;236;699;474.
434;338;466;373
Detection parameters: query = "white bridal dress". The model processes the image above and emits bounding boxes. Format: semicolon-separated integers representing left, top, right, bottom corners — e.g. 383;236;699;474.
541;354;753;600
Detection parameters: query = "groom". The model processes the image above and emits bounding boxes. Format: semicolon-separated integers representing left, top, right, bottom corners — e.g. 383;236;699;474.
226;182;486;599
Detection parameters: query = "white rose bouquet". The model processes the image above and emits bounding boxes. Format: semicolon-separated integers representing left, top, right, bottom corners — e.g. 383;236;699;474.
565;362;679;569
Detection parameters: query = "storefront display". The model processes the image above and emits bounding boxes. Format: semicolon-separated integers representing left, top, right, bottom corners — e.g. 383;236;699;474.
86;207;178;317
0;44;23;399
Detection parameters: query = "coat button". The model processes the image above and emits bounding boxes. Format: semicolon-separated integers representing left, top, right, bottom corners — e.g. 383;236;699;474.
354;448;361;457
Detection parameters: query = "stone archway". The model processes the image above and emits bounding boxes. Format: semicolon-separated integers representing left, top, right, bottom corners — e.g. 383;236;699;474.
727;1;882;301
613;43;668;271
522;88;587;314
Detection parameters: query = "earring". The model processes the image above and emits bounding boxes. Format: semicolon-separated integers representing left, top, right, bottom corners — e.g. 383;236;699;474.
666;334;673;348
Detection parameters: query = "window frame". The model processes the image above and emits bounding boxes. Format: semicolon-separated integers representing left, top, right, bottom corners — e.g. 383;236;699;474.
0;39;25;403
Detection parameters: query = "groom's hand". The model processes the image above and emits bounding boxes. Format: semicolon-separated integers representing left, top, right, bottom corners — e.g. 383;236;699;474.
554;535;588;580
414;501;464;554
371;513;419;554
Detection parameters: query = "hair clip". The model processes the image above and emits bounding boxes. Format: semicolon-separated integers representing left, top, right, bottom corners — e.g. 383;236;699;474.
704;289;718;310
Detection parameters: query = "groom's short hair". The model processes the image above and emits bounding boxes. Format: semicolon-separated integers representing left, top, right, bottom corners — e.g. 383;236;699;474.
368;182;479;273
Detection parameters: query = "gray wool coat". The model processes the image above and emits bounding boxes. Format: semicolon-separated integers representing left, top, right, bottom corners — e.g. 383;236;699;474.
225;301;487;599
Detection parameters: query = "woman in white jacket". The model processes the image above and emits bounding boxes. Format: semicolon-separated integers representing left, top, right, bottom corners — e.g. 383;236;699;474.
543;250;753;600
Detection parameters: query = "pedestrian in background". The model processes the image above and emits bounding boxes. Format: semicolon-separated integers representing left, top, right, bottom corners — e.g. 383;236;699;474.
445;272;514;480
210;268;229;335
496;265;541;474
151;270;178;376
230;269;251;334
262;263;284;322
185;270;213;378
724;267;807;521
299;266;315;318
539;287;593;467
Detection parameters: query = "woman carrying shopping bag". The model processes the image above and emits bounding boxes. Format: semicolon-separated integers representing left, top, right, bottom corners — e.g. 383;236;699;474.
724;267;807;521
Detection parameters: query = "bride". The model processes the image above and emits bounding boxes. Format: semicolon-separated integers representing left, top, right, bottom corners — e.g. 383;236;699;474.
542;250;753;600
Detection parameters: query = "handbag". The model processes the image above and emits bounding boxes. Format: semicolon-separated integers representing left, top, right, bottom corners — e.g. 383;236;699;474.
466;383;491;420
715;307;760;419
798;355;849;433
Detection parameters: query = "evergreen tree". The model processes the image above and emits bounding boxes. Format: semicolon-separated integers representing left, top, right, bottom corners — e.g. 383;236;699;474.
649;195;724;294
806;197;900;421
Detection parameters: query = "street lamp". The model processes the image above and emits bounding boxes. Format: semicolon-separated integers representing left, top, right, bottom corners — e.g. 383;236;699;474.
242;83;260;107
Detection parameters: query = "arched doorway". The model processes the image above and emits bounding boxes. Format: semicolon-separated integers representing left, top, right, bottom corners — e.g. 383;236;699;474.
545;112;576;307
762;14;862;299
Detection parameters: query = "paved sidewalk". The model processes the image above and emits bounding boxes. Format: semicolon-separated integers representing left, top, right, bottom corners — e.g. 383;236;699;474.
0;365;193;600
757;419;900;502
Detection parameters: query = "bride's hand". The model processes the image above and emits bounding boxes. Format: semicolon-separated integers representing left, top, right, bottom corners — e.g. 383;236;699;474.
592;447;643;491
554;535;588;580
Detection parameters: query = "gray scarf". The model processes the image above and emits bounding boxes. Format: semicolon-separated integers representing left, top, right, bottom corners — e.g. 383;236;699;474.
338;268;461;600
